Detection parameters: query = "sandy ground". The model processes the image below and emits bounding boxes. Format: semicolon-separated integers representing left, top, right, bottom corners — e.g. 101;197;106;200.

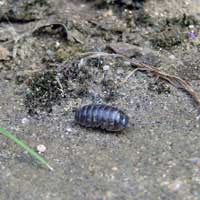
1;0;200;199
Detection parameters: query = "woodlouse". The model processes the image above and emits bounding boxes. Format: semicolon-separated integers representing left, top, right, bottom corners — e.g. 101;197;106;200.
75;104;129;132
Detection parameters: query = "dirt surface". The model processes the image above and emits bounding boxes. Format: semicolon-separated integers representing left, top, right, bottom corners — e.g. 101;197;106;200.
1;0;200;199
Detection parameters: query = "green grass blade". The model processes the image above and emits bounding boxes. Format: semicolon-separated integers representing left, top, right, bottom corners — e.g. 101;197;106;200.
0;127;53;171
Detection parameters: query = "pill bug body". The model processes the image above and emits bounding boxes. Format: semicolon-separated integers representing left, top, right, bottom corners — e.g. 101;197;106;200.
75;104;129;132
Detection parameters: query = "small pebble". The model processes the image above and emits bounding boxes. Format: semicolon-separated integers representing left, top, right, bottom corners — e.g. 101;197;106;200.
124;61;131;66
189;25;194;29
112;166;118;171
169;54;175;60
116;68;124;74
161;179;184;192
66;127;72;132
21;117;30;125
103;65;110;71
196;109;200;120
80;4;86;8
166;179;184;192
55;41;60;48
36;144;47;154
46;49;54;56
0;46;10;61
103;9;113;17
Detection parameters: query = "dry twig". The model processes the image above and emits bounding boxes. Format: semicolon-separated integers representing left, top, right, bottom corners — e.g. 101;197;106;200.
129;58;200;106
80;52;200;108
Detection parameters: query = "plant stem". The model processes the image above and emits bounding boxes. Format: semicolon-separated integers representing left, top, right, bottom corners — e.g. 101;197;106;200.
0;127;54;171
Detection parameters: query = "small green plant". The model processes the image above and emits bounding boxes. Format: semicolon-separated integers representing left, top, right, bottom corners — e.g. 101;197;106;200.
0;127;53;171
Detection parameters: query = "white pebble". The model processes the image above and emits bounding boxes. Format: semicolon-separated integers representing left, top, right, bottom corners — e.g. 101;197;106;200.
169;54;175;60
36;144;47;154
166;179;184;192
66;127;72;132
117;68;124;74
21;117;29;125
189;25;194;29
55;41;60;48
46;49;54;56
103;65;110;71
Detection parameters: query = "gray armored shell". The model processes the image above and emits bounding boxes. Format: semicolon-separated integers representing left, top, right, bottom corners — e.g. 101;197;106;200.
75;104;129;132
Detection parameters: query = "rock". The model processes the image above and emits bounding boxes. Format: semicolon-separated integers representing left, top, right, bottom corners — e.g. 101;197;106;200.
103;65;110;71
0;46;10;61
36;144;47;154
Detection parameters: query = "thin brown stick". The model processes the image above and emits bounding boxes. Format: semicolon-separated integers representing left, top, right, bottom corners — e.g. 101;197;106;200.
80;52;200;107
79;52;125;59
129;58;200;106
119;68;141;87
